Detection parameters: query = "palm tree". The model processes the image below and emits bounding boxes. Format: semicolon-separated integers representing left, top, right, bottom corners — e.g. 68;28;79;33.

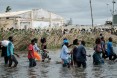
5;6;11;12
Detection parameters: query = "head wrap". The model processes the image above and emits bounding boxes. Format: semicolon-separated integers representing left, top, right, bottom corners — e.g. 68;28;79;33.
63;40;69;43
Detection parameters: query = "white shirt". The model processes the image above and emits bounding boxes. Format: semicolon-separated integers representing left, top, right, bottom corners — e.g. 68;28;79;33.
60;45;69;60
34;43;40;52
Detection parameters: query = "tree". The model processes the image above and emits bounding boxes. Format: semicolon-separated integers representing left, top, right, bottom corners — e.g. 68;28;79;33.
5;6;11;12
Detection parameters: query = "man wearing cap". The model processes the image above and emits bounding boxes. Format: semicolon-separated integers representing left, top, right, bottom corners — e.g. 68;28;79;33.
60;39;70;68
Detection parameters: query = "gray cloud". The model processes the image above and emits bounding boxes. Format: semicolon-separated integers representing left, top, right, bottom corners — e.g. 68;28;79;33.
0;0;117;25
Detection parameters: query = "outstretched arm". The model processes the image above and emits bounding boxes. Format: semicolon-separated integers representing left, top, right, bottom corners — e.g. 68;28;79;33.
68;44;73;48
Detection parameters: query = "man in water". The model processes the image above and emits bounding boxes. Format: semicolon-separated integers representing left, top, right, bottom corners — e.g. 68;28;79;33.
7;36;18;67
60;39;70;68
0;40;10;65
107;37;117;60
76;41;87;68
28;39;36;67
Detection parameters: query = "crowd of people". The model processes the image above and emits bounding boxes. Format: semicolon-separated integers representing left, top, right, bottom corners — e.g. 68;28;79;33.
0;36;18;67
60;34;117;68
0;36;51;68
0;33;117;69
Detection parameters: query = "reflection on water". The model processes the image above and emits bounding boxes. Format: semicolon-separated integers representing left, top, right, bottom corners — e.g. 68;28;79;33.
0;49;117;78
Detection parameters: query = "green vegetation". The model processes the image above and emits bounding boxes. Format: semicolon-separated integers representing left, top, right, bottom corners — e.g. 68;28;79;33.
0;29;117;51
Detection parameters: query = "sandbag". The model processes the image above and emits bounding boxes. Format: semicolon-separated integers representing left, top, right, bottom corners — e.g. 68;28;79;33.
34;52;42;61
1;40;9;47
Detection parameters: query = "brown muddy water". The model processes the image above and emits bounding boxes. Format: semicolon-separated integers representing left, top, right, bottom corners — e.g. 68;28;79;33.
0;48;117;78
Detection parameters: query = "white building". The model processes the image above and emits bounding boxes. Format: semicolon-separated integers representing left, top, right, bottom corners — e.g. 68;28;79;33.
0;9;65;29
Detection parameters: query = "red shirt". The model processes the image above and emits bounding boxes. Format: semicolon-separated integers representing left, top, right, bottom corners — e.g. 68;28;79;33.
28;44;34;59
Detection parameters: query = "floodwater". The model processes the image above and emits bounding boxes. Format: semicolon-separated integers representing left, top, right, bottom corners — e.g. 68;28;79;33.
0;48;117;78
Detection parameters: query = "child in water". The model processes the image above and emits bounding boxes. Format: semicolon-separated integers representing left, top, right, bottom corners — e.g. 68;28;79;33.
40;37;51;62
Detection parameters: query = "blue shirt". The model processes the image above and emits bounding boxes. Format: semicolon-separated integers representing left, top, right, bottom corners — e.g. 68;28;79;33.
107;42;113;55
76;45;87;62
7;42;14;56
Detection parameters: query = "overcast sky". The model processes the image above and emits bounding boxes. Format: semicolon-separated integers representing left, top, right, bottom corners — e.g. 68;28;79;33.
0;0;117;25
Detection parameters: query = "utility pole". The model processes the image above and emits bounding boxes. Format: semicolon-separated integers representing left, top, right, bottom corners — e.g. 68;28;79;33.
112;0;116;27
106;4;109;21
112;0;116;15
89;0;94;28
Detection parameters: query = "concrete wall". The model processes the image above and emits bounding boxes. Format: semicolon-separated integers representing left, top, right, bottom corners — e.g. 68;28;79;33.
32;21;50;29
0;18;14;30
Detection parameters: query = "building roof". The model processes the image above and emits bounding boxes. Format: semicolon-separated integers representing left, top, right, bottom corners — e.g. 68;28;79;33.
0;9;64;21
0;10;31;18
